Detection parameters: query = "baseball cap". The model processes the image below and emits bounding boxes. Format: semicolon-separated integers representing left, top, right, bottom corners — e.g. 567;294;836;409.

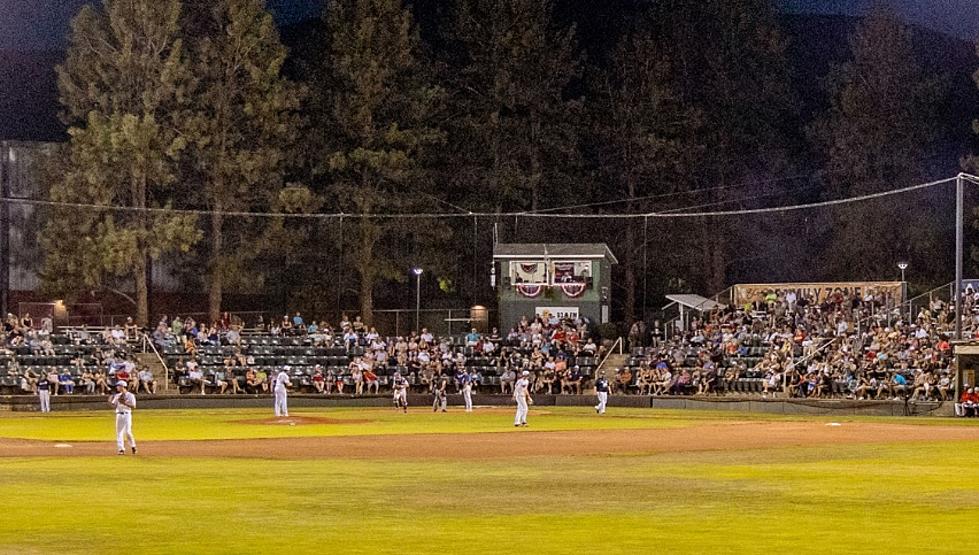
116;381;127;388
522;370;530;376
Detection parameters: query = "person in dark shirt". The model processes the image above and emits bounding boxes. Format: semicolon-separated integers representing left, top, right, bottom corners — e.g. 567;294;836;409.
431;375;448;413
594;370;610;415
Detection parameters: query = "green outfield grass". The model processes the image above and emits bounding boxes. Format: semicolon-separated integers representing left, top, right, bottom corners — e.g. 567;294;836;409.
1;408;978;554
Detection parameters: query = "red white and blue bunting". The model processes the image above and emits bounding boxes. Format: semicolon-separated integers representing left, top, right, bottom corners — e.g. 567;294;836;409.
560;283;587;298
516;283;545;298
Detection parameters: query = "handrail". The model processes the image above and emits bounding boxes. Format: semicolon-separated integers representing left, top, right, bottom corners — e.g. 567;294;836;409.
142;333;171;393
596;337;623;373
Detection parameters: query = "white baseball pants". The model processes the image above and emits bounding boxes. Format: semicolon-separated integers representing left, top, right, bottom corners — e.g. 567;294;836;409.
116;412;135;451
274;388;288;417
514;397;528;425
595;391;608;414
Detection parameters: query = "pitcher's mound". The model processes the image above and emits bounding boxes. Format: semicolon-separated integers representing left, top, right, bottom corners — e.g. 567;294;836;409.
235;416;371;426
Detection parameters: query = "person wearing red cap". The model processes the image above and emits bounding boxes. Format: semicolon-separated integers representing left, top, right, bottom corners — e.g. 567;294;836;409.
109;380;137;455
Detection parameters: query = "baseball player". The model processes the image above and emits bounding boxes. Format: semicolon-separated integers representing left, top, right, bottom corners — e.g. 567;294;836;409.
273;366;292;418
109;381;137;455
392;371;409;413
432;374;448;412
514;370;531;427
594;370;610;415
37;374;51;413
460;369;473;412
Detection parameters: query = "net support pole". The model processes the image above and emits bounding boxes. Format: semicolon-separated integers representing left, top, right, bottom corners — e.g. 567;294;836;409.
955;174;963;341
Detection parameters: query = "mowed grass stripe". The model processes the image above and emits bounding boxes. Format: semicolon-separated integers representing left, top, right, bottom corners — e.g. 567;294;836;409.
0;407;705;442
2;441;979;554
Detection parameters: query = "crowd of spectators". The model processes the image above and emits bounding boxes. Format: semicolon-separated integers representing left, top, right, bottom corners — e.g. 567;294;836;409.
2;314;157;397
9;287;979;414
150;311;603;396
618;288;959;403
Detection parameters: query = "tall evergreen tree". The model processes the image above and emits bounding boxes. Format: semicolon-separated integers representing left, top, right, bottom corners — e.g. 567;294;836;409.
446;0;582;213
181;0;303;323
814;6;947;281
589;30;701;322
312;0;445;324
656;0;798;292
46;0;200;324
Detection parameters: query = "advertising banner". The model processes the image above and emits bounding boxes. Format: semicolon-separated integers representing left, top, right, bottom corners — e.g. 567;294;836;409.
732;281;904;305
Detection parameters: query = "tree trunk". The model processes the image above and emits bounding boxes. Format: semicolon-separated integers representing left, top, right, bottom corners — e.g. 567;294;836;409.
623;223;637;324
133;170;149;326
135;255;149;326
359;268;374;327
208;209;224;324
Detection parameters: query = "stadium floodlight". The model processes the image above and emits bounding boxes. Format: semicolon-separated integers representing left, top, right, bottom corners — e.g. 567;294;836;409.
897;261;909;323
412;268;423;333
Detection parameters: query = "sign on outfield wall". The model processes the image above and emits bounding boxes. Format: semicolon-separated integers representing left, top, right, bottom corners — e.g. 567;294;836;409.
535;306;580;320
732;281;904;305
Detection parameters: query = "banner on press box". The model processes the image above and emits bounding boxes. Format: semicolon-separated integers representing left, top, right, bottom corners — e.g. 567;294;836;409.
535;307;579;320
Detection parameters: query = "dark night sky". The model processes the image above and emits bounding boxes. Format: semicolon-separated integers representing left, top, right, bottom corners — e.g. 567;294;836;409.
1;0;978;51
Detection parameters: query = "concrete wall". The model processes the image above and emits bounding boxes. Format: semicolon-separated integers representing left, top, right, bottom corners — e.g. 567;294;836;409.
0;393;955;417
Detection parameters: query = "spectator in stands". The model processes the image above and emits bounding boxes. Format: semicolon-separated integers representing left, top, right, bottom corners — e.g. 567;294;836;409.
257;369;270;393
500;368;515;394
311;366;325;394
955;387;976;417
138;367;156;395
292;312;304;334
245;368;259;393
58;369;74;395
80;369;96;395
466;328;481;347
364;367;379;394
93;369;109;394
124;317;139;340
616;367;633;394
566;366;583;395
188;365;206;395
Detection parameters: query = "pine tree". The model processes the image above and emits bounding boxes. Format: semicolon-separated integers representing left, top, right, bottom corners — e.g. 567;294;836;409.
814;6;947;281
181;0;303;323
446;0;582;213
312;0;445;324
589;30;701;322
657;0;798;292
46;0;200;324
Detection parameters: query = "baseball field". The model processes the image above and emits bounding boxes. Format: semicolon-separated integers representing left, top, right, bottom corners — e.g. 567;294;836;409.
1;406;978;554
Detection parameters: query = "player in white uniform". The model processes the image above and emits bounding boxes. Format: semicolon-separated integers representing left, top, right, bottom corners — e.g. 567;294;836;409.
109;381;137;455
392;372;408;413
594;370;610;415
274;367;292;418
514;370;531;427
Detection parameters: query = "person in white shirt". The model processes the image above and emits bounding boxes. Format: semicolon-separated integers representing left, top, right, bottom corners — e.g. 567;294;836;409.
513;370;531;427
274;367;292;418
109;381;137;455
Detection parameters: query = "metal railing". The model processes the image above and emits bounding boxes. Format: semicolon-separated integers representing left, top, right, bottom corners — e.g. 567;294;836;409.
596;337;624;373
141;333;171;393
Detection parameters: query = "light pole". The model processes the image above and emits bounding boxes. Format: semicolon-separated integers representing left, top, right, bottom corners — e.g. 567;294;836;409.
412;267;423;334
898;261;909;323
